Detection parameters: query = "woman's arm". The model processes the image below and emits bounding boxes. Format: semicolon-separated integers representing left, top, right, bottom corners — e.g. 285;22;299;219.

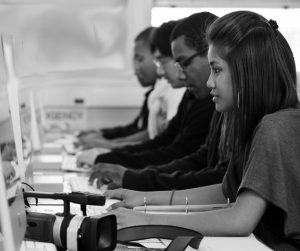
105;184;226;209
170;184;226;205
112;189;267;236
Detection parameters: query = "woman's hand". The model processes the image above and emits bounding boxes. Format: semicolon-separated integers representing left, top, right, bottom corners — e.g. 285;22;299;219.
105;207;153;229
104;188;147;209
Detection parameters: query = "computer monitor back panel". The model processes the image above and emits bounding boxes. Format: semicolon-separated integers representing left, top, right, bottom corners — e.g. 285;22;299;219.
0;171;27;251
0;36;27;251
19;92;31;140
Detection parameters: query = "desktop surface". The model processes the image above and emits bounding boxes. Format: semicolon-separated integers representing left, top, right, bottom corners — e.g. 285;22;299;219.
24;132;274;251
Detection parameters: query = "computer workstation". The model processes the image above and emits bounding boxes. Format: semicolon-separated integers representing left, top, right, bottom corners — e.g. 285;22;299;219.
0;16;278;250
0;36;119;251
0;37;57;251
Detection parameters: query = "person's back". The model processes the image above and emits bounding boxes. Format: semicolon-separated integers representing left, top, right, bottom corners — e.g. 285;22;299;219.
222;108;300;250
255;109;300;249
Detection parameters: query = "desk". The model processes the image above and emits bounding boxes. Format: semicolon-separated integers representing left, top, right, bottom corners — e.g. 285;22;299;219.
25;153;66;193
197;235;273;251
26;137;273;251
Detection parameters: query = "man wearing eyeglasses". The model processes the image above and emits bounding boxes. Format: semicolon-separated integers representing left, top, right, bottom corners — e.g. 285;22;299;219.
171;15;214;101
108;12;227;191
82;13;226;190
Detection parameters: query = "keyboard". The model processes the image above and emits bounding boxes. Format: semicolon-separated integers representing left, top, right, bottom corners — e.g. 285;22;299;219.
21;240;57;251
61;155;90;172
65;176;106;194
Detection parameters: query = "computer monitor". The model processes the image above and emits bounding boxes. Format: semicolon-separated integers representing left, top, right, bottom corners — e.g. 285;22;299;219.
0;36;27;251
2;35;26;182
19;88;42;154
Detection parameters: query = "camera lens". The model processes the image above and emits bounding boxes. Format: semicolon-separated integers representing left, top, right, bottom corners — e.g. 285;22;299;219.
77;215;117;251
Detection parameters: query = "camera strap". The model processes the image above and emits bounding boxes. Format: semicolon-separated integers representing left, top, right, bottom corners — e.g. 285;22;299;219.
53;216;64;247
117;225;203;251
67;215;86;251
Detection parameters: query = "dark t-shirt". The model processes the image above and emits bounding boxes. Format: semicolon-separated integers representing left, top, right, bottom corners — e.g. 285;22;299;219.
96;91;215;169
223;109;300;250
122;112;228;191
101;88;153;139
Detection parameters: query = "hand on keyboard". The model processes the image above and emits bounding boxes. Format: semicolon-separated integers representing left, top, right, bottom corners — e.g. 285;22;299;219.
61;155;91;172
76;148;108;167
68;176;107;195
89;163;127;189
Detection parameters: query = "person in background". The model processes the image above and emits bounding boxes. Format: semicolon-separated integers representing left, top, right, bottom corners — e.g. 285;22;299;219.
148;20;186;139
105;11;300;250
78;27;157;148
78;24;185;150
83;12;218;189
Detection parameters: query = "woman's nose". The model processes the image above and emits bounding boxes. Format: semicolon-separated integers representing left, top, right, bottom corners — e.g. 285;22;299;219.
206;73;215;89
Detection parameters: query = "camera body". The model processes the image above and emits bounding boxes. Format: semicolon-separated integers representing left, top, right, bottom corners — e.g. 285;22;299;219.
24;191;117;251
26;212;116;251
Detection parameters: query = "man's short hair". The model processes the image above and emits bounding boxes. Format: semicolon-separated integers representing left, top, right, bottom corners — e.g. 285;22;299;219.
135;26;157;48
170;12;218;54
151;20;178;57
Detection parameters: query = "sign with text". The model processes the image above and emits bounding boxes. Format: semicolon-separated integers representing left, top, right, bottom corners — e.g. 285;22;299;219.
44;107;87;131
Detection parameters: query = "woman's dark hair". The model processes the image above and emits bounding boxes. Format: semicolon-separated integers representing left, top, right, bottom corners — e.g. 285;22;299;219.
207;11;299;158
150;20;178;57
170;12;218;55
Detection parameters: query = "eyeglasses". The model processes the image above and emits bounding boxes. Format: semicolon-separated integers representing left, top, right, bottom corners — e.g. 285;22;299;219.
174;51;203;72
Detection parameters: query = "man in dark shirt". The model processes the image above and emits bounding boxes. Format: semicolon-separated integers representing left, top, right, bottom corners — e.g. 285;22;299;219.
120;112;229;191
81;14;216;168
86;13;226;190
77;27;157;145
78;16;216;171
101;27;158;139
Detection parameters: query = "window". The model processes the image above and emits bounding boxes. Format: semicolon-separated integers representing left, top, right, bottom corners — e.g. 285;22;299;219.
152;7;300;71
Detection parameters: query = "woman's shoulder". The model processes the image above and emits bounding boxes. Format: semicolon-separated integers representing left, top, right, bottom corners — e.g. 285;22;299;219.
261;108;300;126
257;108;300;139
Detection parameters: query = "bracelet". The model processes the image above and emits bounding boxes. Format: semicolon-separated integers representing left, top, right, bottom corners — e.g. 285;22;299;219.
144;197;147;213
227;197;231;208
169;189;176;205
185;196;189;214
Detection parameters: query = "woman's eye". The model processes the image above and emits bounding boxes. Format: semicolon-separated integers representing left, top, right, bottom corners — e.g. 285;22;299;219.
213;68;221;74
